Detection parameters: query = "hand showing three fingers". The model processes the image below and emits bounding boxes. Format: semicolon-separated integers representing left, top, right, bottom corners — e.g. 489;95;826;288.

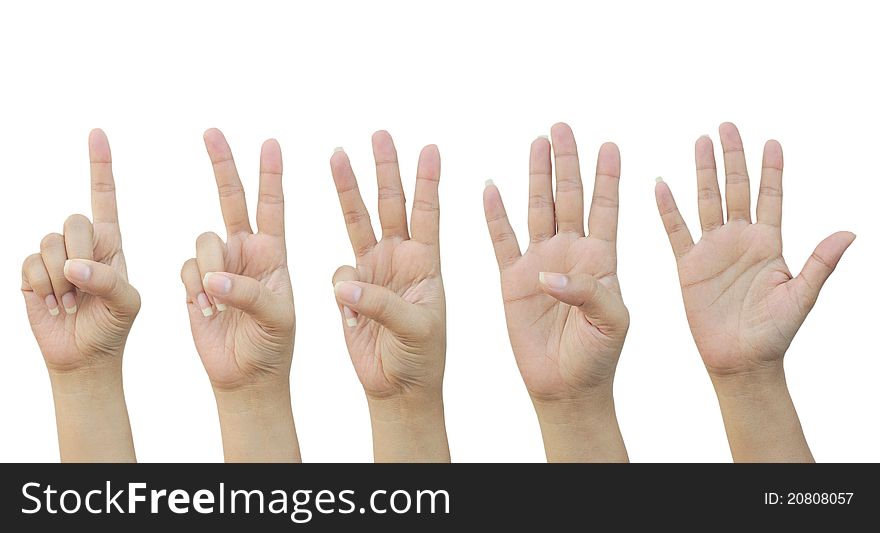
181;129;298;462
483;123;628;462
21;129;139;461
330;132;448;462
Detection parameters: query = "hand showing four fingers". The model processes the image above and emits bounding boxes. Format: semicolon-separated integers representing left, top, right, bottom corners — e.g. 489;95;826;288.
484;123;629;403
483;123;629;462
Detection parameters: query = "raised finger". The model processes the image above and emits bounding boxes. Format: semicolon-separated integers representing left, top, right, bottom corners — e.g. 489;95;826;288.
256;139;285;237
719;122;752;223
756;140;784;228
204;128;253;236
410;144;441;246
373;130;409;240
550;122;584;235
330;148;377;258
695;135;723;231
528;135;554;243
587;142;621;243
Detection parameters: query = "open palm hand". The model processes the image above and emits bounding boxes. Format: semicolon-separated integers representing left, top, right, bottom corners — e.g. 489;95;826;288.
655;123;854;375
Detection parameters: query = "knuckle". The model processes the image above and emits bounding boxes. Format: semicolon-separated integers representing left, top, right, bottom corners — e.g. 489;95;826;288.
759;186;783;198
217;184;245;198
377;185;405;201
40;233;64;250
343;208;371;225
698;187;720;201
591;194;619;209
528;194;554;209
258;190;284;205
491;231;517;245
412;199;439;213
725;172;750;185
64;213;92;228
180;258;198;281
196;231;221;246
23;253;43;271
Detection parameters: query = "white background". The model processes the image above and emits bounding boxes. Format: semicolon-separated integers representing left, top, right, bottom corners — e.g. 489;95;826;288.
0;1;876;462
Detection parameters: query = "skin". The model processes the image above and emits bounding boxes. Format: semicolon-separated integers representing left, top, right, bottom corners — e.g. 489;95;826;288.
21;130;140;462
483;123;629;462
655;122;855;462
180;129;299;462
329;131;449;462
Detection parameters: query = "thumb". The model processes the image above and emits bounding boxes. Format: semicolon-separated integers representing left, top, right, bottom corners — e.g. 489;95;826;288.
334;280;421;334
64;259;141;318
538;271;628;333
203;271;293;331
791;231;856;310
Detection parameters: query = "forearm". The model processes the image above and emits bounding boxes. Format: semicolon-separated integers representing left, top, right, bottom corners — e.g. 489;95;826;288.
711;364;813;463
367;392;450;463
49;364;136;462
532;391;628;463
213;383;301;463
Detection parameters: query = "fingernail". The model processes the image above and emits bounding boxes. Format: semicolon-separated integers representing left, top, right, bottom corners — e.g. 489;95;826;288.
334;281;362;306
63;259;92;283
197;293;213;317
699;134;711;140
539;272;569;290
61;292;77;314
216;303;227;312
333;146;345;153
537;135;549;140
343;306;358;327
655;176;664;183
203;272;232;295
485;179;494;188
45;295;60;316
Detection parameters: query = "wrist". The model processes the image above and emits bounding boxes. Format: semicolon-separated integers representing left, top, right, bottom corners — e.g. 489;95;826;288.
212;380;300;463
48;362;135;462
48;363;124;399
709;360;787;399
530;387;628;463
367;389;450;463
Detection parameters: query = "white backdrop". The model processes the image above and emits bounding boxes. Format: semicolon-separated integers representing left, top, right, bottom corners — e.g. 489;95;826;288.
0;1;876;462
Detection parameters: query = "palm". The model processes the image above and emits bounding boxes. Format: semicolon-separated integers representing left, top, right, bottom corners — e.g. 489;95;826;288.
330;132;445;399
26;252;130;370
187;233;293;386
345;238;443;394
502;234;623;396
182;130;294;390
656;123;855;375
678;222;800;371
484;124;628;402
22;131;137;372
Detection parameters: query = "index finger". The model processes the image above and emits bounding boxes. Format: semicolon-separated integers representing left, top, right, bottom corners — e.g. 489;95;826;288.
89;129;120;231
203;128;253;236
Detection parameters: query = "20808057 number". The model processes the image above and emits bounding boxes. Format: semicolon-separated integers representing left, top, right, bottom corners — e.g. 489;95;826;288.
787;492;853;504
